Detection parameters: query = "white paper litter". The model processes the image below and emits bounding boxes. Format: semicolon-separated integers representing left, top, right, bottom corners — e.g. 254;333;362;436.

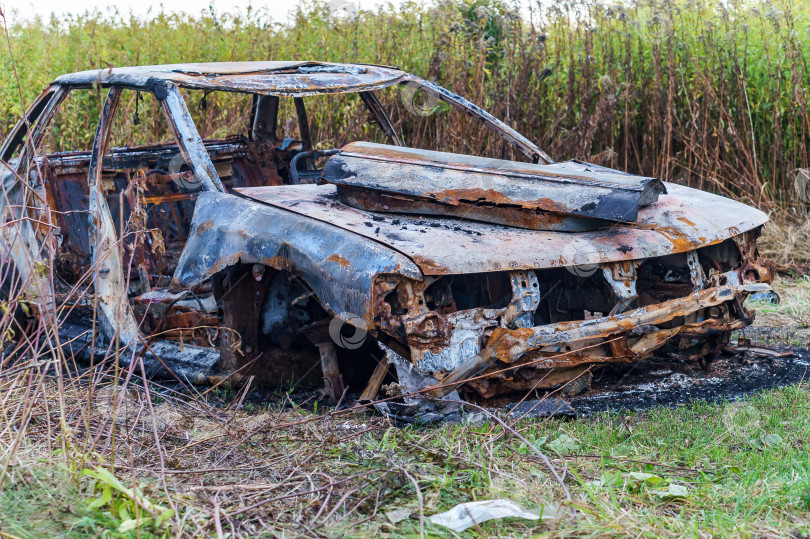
428;499;559;532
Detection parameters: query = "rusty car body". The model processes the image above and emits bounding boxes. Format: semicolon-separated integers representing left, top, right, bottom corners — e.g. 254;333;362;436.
1;61;772;418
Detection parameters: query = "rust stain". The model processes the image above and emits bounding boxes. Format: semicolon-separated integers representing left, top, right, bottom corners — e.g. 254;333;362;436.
677;216;696;227
327;253;351;268
655;226;699;253
344;143;444;162
259;256;294;271
197;219;215;232
435;188;570;213
486;326;535;361
410;255;452;275
338;185;571;230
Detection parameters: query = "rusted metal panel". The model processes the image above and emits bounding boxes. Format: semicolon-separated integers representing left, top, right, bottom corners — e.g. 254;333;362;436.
427;279;771;399
336;184;603;232
236;183;768;276
215;263;272;376
172;191;423;323
323;142;666;229
53;62;409;97
42;169;91;256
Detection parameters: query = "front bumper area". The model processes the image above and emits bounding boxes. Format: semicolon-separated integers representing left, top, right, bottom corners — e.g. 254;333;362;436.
426;280;771;399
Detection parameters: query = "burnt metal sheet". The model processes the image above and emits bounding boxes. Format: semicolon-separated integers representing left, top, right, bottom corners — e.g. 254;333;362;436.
159;85;224;192
54;61;408;97
324;142;666;228
336;185;602;232
172;191;423;323
44;141;248;171
428;280;771;399
57;321;220;383
236;183;768;276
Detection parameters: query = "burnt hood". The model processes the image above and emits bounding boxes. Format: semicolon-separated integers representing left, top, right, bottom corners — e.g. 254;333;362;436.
321;142;666;231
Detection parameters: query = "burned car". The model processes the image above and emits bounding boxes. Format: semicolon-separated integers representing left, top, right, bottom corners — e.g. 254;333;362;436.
1;61;772;417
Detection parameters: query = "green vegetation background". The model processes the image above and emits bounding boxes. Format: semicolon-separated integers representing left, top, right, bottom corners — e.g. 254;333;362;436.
2;0;809;212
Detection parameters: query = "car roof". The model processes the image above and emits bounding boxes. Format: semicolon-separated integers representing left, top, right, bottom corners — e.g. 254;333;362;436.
53;61;409;96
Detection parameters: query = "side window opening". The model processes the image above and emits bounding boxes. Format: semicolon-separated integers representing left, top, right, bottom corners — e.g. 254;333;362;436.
41;87;105;155
11;88;102;288
1;88;58;162
173;89;395;187
44;88;197;291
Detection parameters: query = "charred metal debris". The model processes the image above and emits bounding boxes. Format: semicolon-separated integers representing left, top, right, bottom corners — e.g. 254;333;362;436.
1;61;772;421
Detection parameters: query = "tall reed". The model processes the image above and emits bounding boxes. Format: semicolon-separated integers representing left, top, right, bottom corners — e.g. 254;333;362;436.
2;0;808;211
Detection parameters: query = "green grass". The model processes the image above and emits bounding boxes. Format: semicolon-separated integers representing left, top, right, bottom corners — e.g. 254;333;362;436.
3;383;809;537
324;385;810;537
0;467;145;538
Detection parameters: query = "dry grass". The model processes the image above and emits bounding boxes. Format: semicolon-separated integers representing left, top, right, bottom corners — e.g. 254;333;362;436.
759;214;810;266
748;274;810;349
3;357;810;537
771;277;810;329
0;366;412;536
